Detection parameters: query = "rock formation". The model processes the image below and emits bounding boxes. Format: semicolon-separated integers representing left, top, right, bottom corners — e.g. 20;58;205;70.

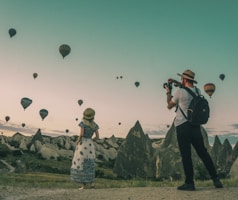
113;121;156;179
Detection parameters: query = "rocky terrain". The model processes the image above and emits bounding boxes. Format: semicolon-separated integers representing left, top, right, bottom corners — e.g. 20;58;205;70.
1;120;238;181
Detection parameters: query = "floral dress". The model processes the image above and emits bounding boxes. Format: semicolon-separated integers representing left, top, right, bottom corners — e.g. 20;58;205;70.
70;121;99;183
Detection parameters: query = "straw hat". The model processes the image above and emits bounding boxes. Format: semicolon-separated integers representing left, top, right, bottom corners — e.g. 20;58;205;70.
177;69;197;84
83;108;95;120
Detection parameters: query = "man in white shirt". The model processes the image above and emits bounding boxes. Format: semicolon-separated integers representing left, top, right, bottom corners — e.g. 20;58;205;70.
165;69;223;191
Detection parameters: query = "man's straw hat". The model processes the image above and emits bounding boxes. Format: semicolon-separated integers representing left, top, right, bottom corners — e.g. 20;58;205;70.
177;69;197;84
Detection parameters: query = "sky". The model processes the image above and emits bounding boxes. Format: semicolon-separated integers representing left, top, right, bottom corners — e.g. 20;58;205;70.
0;0;238;144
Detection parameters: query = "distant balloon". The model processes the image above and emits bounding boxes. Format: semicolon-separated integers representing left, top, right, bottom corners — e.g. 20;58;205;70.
219;74;225;81
167;124;170;128
39;109;48;120
204;83;216;98
21;97;33;110
65;129;69;133
21;123;26;128
116;76;123;79
134;81;140;87
75;118;78;121
9;28;16;38
78;99;83;106
33;73;38;79
5;116;10;122
118;122;121;125
59;44;71;58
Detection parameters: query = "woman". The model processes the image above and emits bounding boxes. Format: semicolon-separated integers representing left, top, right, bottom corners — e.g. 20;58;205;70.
70;107;99;190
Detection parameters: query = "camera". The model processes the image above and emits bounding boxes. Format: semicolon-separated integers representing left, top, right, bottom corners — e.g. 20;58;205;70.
163;82;173;90
163;79;182;90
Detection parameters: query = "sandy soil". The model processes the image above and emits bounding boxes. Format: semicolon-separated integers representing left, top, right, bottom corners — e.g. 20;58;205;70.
1;186;238;200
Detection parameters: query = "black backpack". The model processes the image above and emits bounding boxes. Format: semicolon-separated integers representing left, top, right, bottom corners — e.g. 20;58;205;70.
179;87;210;125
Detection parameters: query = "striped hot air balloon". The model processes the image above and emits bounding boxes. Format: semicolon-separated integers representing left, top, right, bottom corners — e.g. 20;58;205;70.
204;83;216;98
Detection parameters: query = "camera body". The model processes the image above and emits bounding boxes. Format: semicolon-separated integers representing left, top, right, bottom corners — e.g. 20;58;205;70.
163;82;173;90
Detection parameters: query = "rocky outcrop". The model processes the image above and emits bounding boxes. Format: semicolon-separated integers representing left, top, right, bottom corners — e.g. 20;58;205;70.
211;136;223;167
232;142;238;162
218;139;233;176
229;157;238;179
113;121;156;179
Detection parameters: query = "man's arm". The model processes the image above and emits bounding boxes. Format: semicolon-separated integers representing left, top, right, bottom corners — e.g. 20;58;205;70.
165;86;176;109
166;93;176;109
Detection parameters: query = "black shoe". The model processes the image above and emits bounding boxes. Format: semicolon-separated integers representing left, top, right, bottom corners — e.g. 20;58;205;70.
177;183;195;191
213;177;223;188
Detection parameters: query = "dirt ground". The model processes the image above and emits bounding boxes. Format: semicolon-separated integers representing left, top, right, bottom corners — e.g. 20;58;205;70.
0;186;238;200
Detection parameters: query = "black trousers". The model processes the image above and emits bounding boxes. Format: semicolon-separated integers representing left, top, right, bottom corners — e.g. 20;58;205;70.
176;122;218;184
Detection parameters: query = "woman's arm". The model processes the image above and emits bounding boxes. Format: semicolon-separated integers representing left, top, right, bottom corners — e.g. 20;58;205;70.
76;127;84;144
94;130;99;139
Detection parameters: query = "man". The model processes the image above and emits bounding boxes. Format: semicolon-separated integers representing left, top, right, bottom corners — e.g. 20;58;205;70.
165;69;223;191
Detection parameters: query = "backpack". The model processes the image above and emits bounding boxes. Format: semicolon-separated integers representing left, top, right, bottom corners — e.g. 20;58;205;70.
179;87;210;125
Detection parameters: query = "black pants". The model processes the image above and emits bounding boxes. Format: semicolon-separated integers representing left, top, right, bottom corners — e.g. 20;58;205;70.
176;122;218;184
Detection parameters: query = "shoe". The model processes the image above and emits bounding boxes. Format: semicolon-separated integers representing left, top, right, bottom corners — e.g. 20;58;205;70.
78;187;85;190
177;183;195;191
213;177;223;188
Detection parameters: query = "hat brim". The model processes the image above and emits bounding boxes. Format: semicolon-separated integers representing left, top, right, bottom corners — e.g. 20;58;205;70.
177;73;197;84
83;116;94;120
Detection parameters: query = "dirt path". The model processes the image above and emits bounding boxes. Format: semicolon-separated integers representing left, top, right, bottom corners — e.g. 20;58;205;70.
0;186;237;200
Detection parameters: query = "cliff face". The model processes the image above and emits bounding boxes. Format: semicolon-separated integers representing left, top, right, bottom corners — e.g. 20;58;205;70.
1;122;238;180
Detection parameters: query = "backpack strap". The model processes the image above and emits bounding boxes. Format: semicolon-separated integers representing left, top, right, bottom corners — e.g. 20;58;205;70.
182;87;199;97
178;87;198;119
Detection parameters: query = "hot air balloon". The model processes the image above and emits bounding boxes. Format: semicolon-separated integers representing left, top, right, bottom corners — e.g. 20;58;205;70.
118;122;121;125
134;81;140;87
65;129;69;133
9;28;16;38
33;73;38;79
21;97;33;110
59;44;71;58
5;116;10;122
75;118;78;121
39;109;48;120
78;99;83;106
21;123;26;128
204;83;216;98
219;74;225;81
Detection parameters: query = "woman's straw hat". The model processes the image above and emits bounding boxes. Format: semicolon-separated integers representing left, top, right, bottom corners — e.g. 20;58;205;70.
83;108;95;120
177;69;197;84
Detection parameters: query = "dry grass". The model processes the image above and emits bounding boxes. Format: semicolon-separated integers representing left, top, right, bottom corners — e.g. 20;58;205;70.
1;172;237;189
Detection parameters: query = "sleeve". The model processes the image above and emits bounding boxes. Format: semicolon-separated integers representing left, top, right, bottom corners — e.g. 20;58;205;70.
79;121;84;128
171;89;180;105
95;123;99;131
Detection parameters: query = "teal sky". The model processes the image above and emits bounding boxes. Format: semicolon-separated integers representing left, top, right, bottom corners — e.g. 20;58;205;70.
0;0;238;141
